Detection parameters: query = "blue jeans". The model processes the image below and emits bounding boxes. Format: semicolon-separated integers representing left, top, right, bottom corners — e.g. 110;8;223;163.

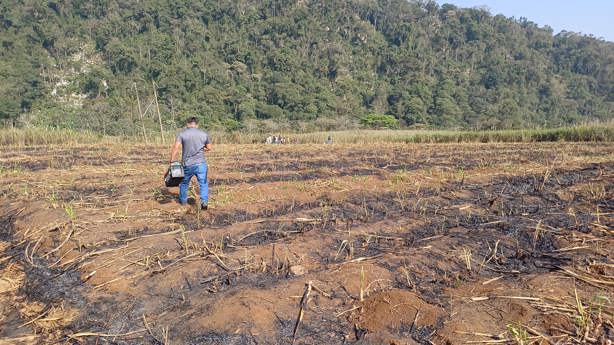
179;163;208;204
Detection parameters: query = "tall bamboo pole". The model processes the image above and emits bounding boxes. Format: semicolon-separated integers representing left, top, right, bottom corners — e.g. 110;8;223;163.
170;96;176;128
152;80;165;145
133;82;148;144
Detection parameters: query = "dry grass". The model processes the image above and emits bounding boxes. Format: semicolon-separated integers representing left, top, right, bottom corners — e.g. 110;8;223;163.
0;127;113;146
171;124;614;144
2;123;613;146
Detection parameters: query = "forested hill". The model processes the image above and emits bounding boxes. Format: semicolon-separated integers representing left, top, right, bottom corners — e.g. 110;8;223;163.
1;0;613;134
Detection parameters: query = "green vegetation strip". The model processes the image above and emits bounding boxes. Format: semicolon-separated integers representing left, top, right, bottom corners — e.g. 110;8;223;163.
1;125;613;146
401;126;614;143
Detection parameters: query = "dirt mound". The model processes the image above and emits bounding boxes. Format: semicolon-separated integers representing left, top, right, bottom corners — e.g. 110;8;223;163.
353;331;420;345
354;289;443;333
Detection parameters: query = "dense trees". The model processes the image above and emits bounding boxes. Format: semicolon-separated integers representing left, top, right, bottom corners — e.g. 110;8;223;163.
0;0;612;133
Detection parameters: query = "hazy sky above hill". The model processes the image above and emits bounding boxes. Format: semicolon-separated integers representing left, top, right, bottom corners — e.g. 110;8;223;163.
436;0;614;41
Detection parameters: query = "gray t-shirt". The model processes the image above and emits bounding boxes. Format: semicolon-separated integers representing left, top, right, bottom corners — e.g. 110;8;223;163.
176;128;210;167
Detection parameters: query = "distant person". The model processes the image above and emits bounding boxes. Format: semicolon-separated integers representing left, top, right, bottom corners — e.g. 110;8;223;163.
265;136;273;144
325;135;333;144
169;116;212;210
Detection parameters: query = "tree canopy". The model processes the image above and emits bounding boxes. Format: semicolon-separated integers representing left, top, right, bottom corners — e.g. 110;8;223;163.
1;0;612;133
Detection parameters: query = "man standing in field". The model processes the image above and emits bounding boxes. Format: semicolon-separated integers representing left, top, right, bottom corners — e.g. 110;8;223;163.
169;116;212;210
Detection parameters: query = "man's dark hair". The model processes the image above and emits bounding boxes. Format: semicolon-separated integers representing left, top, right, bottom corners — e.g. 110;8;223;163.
187;116;198;124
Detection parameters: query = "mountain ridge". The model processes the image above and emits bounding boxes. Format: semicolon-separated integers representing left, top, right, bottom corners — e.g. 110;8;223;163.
1;0;612;134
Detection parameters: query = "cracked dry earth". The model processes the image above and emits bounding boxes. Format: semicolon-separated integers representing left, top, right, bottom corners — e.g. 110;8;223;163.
0;142;613;344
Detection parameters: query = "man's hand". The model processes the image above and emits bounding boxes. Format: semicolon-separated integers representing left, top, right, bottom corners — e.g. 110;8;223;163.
204;143;212;152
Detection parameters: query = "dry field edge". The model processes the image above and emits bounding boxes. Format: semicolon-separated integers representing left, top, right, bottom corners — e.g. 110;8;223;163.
1;124;613;146
0;142;613;344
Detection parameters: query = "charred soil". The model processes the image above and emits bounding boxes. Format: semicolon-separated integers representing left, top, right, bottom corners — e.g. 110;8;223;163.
0;142;612;344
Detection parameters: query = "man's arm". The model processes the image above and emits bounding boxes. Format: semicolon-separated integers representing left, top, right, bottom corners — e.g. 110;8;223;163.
204;143;212;152
169;140;181;163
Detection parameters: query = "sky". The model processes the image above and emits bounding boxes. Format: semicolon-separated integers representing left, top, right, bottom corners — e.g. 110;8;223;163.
436;0;614;42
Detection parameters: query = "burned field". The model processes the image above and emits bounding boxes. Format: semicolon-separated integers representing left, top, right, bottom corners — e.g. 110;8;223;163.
0;142;613;344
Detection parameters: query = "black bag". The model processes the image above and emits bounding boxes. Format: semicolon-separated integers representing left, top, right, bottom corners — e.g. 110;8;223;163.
164;162;185;187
